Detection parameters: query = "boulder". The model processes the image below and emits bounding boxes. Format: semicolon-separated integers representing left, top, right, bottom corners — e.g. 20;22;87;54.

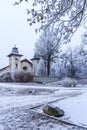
42;104;64;117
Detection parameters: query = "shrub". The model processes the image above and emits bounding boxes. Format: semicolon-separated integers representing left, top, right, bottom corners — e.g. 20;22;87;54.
61;77;77;87
12;71;34;82
0;72;12;82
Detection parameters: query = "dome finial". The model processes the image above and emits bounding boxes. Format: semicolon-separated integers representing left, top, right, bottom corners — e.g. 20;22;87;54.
11;46;19;54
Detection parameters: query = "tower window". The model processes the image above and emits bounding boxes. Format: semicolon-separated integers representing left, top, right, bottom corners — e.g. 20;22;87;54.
15;58;18;61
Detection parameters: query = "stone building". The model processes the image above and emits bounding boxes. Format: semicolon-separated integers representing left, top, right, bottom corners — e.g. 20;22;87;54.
0;46;40;76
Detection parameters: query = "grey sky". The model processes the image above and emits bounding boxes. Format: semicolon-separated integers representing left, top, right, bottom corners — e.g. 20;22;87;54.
0;0;40;68
0;0;86;68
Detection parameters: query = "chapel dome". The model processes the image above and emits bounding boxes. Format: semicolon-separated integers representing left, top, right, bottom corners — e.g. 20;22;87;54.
11;46;19;54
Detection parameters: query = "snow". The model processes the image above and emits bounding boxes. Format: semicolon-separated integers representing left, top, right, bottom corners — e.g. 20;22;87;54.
53;91;87;126
0;82;87;129
0;95;60;110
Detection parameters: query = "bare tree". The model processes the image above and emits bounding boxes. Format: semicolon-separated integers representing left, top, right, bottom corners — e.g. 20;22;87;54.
34;28;61;76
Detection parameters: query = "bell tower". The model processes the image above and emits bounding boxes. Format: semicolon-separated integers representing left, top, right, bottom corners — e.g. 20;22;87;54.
7;46;23;73
31;53;40;75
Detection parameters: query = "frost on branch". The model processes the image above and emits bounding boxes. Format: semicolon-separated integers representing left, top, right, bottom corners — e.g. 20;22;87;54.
14;0;28;5
27;0;87;43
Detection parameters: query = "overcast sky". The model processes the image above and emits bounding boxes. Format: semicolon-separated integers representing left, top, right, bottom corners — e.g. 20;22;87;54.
0;0;40;68
0;0;86;68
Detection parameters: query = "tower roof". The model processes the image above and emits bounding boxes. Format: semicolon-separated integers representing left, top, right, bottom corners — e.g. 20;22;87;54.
12;46;19;54
31;53;40;61
7;46;23;57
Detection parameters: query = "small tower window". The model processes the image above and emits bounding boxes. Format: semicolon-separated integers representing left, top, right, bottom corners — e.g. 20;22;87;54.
15;58;18;61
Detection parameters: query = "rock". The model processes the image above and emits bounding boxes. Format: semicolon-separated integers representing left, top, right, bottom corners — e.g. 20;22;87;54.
42;104;64;117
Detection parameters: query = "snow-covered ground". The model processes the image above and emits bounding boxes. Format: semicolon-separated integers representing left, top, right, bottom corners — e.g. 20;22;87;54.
0;82;87;130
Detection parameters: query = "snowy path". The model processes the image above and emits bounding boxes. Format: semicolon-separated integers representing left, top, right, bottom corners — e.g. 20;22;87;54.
0;83;86;130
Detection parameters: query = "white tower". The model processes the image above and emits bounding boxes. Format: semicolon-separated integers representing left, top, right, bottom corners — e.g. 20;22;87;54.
31;54;40;75
7;46;23;73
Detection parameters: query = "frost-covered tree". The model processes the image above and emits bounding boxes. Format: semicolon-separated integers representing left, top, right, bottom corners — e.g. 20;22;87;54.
55;52;68;77
58;45;87;78
15;0;87;43
76;36;87;78
65;49;78;77
54;47;79;78
34;28;61;76
51;31;87;78
82;32;87;45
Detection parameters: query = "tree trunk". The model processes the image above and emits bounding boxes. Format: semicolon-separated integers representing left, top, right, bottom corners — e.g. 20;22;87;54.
47;56;51;76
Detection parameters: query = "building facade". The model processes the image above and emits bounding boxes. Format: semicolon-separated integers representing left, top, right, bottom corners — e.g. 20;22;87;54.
0;46;40;76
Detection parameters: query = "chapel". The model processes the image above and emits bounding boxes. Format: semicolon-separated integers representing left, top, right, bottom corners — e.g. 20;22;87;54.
0;46;40;76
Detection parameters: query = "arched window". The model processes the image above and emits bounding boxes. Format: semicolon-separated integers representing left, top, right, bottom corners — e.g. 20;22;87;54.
23;66;27;71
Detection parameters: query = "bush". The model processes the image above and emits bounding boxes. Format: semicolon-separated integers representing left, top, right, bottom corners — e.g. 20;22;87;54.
61;77;77;87
0;72;12;82
12;71;34;82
